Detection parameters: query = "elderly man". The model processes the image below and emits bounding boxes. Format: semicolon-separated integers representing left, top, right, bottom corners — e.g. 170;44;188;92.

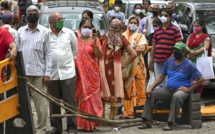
138;43;204;131
46;12;78;134
143;4;160;36
16;5;51;134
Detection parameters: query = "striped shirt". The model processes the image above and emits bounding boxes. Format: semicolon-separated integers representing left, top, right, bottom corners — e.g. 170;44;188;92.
153;23;182;63
16;24;52;76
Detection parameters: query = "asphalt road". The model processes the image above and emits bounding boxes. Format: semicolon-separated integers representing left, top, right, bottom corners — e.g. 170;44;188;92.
31;82;215;134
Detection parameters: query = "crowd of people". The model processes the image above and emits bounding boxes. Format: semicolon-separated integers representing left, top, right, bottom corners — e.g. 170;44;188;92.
0;0;213;134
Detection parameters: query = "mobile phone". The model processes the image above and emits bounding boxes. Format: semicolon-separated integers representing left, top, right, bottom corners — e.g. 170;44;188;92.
92;29;96;34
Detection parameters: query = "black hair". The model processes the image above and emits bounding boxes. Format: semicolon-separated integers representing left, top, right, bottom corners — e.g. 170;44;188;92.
143;0;151;6
129;16;140;26
1;1;9;10
152;18;162;26
133;4;145;19
115;0;123;5
194;19;208;33
160;8;172;18
78;19;93;29
82;10;93;20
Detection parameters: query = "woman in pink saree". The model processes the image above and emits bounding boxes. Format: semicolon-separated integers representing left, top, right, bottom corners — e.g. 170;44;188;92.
75;19;103;131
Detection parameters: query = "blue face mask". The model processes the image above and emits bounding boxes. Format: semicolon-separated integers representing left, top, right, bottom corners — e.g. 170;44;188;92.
174;51;183;60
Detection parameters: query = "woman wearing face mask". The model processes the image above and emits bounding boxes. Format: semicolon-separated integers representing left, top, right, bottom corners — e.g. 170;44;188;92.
130;4;145;20
75;19;103;131
76;10;101;37
186;19;212;94
129;4;145;32
100;19;137;120
120;16;148;119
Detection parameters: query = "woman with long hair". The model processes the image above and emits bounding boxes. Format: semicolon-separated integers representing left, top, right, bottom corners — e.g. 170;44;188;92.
130;4;145;20
75;19;103;131
99;19;137;120
186;19;212;94
121;16;148;118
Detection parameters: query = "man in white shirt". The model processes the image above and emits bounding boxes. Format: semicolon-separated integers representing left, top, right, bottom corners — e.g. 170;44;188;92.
1;14;17;38
46;12;78;134
16;5;51;134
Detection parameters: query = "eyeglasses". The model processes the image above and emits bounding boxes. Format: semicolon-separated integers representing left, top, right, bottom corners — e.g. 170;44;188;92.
82;26;92;29
160;14;168;17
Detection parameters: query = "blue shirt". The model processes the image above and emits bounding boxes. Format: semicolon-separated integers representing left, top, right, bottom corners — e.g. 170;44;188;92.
161;58;202;89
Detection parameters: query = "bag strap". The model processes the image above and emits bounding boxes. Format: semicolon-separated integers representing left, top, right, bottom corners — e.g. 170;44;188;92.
203;47;207;57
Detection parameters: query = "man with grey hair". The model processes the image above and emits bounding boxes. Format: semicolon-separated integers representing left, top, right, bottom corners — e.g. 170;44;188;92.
16;5;51;134
46;12;78;134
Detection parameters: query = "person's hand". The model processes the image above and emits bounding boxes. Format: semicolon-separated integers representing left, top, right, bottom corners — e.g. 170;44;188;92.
148;60;154;71
8;49;17;60
146;88;153;98
179;86;190;93
189;51;196;60
43;76;50;86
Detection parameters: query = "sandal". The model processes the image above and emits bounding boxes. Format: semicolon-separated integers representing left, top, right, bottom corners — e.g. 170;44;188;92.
46;127;61;134
162;125;173;131
138;122;152;129
68;128;78;134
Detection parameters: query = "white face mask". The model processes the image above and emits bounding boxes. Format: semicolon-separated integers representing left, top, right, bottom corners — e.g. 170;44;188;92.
81;28;92;37
129;24;138;31
114;6;121;12
159;16;168;23
135;9;142;14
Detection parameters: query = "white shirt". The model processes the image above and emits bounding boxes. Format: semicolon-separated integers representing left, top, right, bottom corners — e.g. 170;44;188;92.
49;27;78;80
16;24;52;76
2;24;17;39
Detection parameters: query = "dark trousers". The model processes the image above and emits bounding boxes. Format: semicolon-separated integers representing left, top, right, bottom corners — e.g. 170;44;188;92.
48;76;77;132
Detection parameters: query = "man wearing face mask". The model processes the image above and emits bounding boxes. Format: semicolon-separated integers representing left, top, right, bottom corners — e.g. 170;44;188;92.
45;12;78;134
143;4;160;36
138;43;204;130
16;5;51;134
148;8;183;87
106;0;125;24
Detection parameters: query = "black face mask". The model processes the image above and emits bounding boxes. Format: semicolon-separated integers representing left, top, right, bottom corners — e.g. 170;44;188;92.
174;51;183;60
27;15;39;23
153;11;159;16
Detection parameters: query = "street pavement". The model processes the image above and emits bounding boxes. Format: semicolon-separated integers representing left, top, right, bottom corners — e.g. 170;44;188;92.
30;83;215;134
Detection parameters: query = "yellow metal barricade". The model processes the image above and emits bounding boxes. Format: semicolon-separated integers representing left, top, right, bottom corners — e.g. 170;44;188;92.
0;59;19;123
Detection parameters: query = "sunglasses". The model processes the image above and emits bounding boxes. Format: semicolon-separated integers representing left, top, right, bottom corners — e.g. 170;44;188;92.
160;14;168;17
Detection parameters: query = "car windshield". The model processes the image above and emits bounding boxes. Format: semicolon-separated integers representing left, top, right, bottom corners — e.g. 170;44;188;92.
196;10;215;35
40;13;107;35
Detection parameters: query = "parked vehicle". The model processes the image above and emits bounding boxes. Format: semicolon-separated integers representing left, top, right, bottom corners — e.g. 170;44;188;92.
173;0;215;82
39;0;108;36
